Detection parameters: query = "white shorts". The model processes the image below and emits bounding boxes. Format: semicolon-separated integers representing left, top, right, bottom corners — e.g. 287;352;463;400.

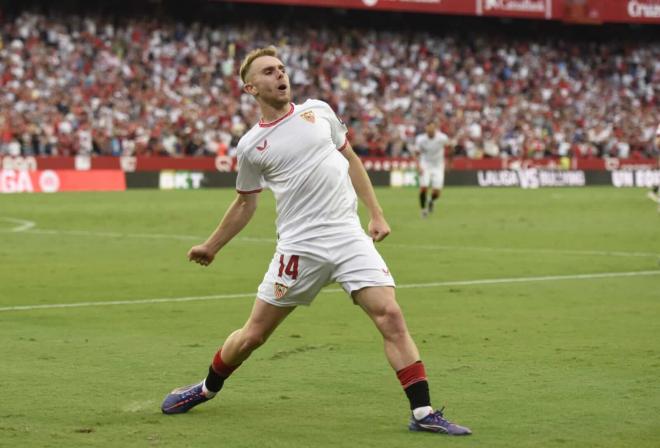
419;165;445;189
256;231;395;307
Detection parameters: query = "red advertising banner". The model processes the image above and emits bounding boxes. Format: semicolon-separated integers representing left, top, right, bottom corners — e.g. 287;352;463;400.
1;156;657;175
0;156;225;172
226;0;562;18
575;157;660;170
564;0;660;24
225;0;476;15
477;0;564;19
596;0;660;24
0;170;126;194
223;0;660;22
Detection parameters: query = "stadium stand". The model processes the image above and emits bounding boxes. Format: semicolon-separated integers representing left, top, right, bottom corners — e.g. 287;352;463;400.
0;3;658;159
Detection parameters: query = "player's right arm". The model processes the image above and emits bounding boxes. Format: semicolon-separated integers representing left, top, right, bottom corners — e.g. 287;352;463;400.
189;135;264;266
411;135;420;159
188;192;259;267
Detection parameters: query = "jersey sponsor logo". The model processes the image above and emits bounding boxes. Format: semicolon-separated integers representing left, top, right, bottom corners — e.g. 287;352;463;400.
300;111;316;124
274;282;289;300
256;140;269;152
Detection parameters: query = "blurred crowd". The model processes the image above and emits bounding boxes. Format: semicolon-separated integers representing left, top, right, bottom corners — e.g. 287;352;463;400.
1;12;658;159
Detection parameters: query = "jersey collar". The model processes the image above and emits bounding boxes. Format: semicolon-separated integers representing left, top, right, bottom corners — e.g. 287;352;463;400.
259;103;295;128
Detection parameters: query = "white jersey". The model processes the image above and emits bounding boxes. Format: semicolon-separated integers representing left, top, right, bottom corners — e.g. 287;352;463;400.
236;99;361;248
414;132;448;167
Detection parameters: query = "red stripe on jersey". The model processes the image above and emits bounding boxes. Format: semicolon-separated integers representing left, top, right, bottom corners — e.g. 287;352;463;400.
259;103;295;128
396;361;427;389
337;137;349;152
237;188;263;194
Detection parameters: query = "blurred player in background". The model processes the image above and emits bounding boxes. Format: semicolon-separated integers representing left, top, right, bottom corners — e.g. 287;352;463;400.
647;123;660;211
160;46;471;436
413;122;450;218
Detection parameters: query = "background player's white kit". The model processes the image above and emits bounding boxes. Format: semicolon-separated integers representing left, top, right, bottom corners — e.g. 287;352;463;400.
415;131;448;189
413;125;449;217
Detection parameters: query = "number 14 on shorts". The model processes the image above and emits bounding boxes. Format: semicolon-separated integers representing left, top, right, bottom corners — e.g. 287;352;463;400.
278;254;299;280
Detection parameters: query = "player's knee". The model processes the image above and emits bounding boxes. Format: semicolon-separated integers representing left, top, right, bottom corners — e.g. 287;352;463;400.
239;330;269;352
377;305;407;339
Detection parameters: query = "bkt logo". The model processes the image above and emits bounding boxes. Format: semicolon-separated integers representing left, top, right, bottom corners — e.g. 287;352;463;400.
159;171;205;190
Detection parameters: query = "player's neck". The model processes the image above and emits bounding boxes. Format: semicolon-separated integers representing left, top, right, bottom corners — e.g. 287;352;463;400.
259;100;292;124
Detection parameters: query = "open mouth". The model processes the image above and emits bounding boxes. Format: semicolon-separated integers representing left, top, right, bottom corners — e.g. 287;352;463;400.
278;84;287;91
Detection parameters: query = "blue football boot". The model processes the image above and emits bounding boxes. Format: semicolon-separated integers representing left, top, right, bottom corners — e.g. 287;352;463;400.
161;381;213;415
408;407;472;435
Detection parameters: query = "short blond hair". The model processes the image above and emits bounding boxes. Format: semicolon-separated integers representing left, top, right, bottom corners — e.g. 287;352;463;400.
239;46;278;83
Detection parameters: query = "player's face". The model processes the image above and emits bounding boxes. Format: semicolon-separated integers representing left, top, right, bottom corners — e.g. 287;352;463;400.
426;123;436;137
244;56;291;106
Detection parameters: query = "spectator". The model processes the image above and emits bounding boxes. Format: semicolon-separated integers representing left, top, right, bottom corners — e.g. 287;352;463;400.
0;11;657;159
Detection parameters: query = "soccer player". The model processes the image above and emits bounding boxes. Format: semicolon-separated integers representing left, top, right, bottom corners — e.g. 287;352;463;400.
160;46;471;436
413;122;449;217
647;123;660;210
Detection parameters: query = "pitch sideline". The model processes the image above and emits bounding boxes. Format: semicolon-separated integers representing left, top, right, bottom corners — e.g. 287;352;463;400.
0;217;36;232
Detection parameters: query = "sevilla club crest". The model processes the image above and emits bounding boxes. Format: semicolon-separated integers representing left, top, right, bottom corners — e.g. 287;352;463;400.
274;282;289;300
300;111;315;124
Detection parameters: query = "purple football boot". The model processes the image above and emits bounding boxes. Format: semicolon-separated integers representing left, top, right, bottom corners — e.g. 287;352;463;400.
408;407;472;435
161;381;213;415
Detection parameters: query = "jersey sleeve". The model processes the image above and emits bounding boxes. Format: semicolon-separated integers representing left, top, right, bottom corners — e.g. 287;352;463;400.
235;148;263;194
318;101;348;151
413;135;423;153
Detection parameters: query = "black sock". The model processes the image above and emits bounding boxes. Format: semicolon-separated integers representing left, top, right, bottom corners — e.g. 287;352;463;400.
204;365;226;393
419;192;427;209
405;380;431;410
429;193;439;211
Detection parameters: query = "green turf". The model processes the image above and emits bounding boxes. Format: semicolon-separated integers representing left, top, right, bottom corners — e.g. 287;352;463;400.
1;187;659;447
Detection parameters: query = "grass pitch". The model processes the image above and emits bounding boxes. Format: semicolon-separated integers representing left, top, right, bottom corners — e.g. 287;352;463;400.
1;187;659;447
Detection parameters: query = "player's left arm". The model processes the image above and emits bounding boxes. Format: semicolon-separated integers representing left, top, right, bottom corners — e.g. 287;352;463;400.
443;134;454;171
341;142;391;242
